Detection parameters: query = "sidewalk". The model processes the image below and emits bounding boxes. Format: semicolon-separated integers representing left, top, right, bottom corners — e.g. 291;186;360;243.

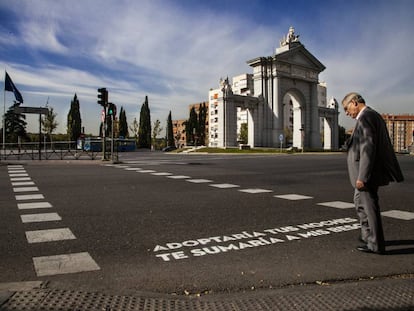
1;276;413;310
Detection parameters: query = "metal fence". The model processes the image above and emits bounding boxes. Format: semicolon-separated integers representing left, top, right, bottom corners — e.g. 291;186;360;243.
1;141;102;161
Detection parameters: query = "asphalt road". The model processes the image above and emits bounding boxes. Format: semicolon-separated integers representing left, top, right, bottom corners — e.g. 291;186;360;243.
1;153;413;296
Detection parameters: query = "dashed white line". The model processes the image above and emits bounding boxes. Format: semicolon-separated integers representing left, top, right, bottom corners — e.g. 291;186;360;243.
13;187;39;193
137;170;156;173
32;252;100;276
151;172;172;176
17;202;53;210
10;177;31;181
187;179;213;183
7;165;101;278
9;173;29;177
25;228;76;243
317;201;354;209
210;183;240;189
274;194;313;200
20;212;62;223
8;170;27;174
382;210;414;220
167;175;190;179
15;194;45;200
239;188;273;194
11;181;35;186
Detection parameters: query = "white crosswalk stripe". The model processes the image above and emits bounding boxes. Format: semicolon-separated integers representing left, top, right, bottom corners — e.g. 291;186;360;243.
239;188;273;194
26;228;76;243
17;202;53;210
210;183;240;189
32;252;100;277
21;213;62;223
13;187;39;192
15;194;45;200
382;210;414;220
187;179;213;183
317;201;354;209
274;194;313;200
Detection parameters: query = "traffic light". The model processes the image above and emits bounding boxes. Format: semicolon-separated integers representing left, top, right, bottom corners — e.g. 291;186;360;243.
97;88;108;107
107;103;117;117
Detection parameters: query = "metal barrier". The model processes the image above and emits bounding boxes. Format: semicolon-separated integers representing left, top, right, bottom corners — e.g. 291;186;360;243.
1;141;101;161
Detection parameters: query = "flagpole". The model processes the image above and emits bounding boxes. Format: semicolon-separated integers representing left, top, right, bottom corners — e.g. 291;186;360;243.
2;77;5;160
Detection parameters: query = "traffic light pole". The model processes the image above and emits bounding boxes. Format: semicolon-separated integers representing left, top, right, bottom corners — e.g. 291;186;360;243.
102;106;107;161
97;88;108;161
111;116;115;163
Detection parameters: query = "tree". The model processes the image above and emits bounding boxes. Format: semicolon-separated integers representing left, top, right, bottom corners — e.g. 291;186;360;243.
197;102;207;145
166;111;174;147
239;123;248;144
137;96;151;148
118;107;129;138
67;94;82;141
338;125;347;149
42;107;58;142
152;119;163;149
185;106;198;145
4;104;27;143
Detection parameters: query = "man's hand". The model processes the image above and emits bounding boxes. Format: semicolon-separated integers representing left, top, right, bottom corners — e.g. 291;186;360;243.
356;179;365;190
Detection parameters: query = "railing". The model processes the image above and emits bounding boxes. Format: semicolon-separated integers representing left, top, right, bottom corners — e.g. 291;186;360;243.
1;141;102;161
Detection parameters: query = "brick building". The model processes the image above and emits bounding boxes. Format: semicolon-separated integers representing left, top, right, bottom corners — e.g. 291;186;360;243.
172;102;209;148
382;114;414;152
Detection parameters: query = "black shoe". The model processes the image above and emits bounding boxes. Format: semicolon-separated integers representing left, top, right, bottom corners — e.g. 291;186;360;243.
356;245;384;255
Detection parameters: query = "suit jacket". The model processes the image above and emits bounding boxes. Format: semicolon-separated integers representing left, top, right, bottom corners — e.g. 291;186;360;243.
347;107;404;188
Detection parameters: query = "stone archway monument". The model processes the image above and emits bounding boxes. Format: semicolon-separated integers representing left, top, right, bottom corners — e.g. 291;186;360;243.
246;26;329;149
209;27;338;150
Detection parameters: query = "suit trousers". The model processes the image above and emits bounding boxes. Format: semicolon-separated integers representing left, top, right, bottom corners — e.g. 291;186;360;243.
354;186;385;253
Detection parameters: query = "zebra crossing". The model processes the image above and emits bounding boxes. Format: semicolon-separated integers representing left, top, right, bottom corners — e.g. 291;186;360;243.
106;162;414;221
7;164;100;277
4;162;412;281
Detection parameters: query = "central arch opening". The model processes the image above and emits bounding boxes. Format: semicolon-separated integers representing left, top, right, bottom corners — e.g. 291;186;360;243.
283;91;304;149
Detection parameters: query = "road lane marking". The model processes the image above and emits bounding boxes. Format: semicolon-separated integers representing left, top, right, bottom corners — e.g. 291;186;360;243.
382;210;414;220
15;194;45;200
10;177;31;181
26;228;76;243
9;173;29;177
239;188;273;194
317;201;354;209
274;194;313;200
152;172;172;176
11;181;35;186
21;212;62;223
137;169;156;173
6;166;101;278
187;179;213;183
32;252;100;276
210;183;240;189
167;175;190;179
13;187;39;192
18;202;53;210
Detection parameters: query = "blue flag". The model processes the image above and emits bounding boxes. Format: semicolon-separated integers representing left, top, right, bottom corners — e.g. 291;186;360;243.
4;71;24;104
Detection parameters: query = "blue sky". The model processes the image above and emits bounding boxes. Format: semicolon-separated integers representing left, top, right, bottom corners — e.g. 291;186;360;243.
1;0;413;135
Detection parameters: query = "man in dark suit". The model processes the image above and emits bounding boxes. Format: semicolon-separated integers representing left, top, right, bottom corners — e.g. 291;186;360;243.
342;92;404;254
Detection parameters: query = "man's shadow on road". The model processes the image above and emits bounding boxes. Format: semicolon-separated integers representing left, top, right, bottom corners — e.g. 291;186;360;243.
385;240;414;255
